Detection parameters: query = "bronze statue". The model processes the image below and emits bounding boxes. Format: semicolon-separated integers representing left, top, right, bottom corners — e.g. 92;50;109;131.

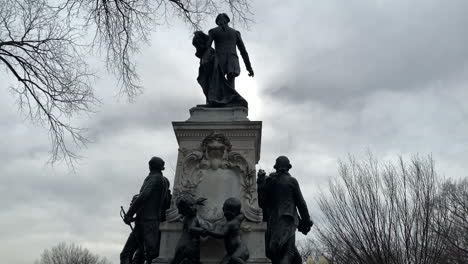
256;169;269;221
120;195;144;264
204;198;249;264
121;157;172;264
169;196;206;264
257;156;313;264
192;13;253;108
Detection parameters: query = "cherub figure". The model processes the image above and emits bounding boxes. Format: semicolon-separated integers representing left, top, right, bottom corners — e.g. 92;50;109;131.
204;198;249;264
169;196;206;264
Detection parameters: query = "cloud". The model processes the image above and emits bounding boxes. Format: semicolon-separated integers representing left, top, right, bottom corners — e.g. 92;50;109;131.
256;0;468;109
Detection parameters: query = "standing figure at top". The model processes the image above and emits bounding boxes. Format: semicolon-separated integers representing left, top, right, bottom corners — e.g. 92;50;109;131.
192;13;254;108
208;13;254;89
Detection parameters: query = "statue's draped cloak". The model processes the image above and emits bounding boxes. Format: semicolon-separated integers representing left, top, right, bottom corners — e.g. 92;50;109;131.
197;47;247;107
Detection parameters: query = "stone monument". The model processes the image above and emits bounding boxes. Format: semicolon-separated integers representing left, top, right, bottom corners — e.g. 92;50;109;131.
153;13;268;264
156;115;267;263
120;12;312;264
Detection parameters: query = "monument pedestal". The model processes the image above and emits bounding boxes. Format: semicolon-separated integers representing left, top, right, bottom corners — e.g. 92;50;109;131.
155;107;269;264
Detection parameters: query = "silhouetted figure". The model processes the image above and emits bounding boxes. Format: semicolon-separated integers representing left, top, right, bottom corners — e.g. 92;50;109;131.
192;13;253;108
121;157;171;264
120;194;145;264
208;13;254;89
257;156;313;264
256;169;269;221
169;196;206;264
205;198;249;264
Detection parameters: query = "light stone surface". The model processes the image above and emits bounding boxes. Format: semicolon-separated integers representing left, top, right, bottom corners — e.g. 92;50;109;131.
187;106;249;122
154;108;269;264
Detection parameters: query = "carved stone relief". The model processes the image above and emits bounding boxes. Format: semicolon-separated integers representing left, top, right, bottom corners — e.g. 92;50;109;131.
166;132;262;227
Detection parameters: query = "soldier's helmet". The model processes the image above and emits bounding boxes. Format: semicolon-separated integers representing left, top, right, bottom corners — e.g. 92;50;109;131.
273;156;292;171
149;156;165;171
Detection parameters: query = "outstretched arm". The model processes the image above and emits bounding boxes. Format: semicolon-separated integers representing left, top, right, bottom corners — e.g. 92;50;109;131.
188;219;205;235
207;223;231;239
236;31;254;77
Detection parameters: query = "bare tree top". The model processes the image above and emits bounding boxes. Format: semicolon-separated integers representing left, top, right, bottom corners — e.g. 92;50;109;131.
1;0;253;168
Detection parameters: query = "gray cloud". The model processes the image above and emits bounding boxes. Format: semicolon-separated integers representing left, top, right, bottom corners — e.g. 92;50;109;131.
256;0;468;109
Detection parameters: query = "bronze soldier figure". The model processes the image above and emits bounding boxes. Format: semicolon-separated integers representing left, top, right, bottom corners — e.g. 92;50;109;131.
258;156;313;264
256;169;269;221
120;194;145;264
121;157;171;264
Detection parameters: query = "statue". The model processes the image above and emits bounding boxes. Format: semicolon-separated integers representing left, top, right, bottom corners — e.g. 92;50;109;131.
203;198;250;264
256;169;269;221
121;157;172;264
257;156;314;264
120;194;145;264
192;13;254;108
169;196;206;264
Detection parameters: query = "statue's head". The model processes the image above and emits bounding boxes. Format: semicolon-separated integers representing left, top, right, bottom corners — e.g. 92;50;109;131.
258;169;266;177
149;156;165;172
273;156;292;172
223;197;241;220
177;196;205;217
215;13;230;27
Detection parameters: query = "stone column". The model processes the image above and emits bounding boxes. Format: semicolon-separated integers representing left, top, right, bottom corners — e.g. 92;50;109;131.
155;106;269;264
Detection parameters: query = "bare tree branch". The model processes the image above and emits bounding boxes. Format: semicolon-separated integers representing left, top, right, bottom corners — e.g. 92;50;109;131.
0;0;98;167
1;0;253;167
316;155;467;264
36;242;111;264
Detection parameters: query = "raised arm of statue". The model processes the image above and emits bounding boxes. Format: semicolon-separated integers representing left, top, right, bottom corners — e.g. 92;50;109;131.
256;170;270;221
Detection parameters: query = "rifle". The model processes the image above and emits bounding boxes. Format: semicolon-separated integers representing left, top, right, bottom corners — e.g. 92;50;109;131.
120;206;141;248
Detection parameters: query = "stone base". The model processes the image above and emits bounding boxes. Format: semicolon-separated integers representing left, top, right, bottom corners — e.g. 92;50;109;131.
159;107;268;263
188;106;249;122
154;222;270;264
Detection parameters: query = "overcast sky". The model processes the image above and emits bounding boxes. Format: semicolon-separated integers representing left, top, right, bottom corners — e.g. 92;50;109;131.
1;0;468;263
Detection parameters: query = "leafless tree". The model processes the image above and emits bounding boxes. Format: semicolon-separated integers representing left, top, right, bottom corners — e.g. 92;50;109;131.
298;237;326;263
435;179;468;263
1;0;252;166
35;242;112;264
316;155;464;264
1;0;96;165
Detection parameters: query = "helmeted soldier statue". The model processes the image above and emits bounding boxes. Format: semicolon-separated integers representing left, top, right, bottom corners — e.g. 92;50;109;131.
120;157;172;264
257;156;314;264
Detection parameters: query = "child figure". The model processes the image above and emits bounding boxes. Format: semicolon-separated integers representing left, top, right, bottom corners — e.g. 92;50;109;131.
170;196;206;264
205;197;249;264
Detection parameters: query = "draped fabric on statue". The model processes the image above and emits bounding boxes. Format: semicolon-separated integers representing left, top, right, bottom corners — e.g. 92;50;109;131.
193;31;248;108
265;215;298;260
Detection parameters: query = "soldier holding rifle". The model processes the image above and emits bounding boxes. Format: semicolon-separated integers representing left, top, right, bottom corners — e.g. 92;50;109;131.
120;157;172;264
